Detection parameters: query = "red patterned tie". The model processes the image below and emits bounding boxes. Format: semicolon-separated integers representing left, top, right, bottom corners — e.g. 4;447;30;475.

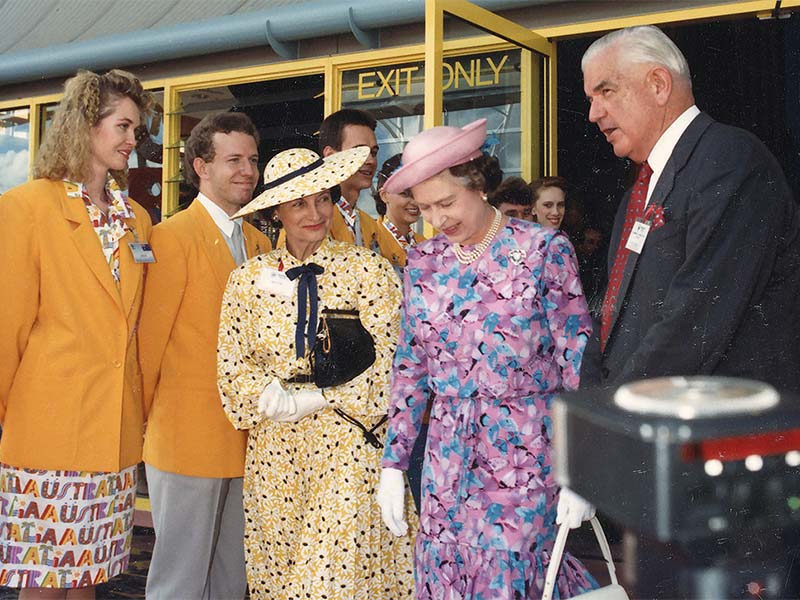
600;161;653;351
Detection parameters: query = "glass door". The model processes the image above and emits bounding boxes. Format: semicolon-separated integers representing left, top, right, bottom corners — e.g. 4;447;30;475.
425;0;554;180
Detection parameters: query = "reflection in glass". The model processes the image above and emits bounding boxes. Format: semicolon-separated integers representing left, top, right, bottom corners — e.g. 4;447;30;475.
128;91;165;224
174;75;324;227
341;50;527;217
0;108;30;195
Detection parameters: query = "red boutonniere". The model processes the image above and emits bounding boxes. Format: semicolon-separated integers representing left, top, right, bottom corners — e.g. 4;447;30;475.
644;204;666;229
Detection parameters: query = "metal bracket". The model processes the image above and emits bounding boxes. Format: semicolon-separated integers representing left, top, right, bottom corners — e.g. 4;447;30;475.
348;7;380;49
265;20;298;60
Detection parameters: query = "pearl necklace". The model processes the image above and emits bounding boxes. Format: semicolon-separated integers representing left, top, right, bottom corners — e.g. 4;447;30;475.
453;207;502;265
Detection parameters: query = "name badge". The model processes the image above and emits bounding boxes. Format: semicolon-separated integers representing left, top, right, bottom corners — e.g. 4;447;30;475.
625;219;651;254
257;267;296;298
129;242;156;263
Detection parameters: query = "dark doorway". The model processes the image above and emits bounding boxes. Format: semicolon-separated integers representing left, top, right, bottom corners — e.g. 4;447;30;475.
557;14;800;302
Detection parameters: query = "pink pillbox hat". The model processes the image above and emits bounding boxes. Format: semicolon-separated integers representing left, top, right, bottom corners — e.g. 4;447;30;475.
383;118;488;193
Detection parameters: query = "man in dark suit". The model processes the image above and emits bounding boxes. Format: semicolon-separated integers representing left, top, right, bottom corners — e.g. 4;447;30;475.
571;25;800;597
580;25;800;393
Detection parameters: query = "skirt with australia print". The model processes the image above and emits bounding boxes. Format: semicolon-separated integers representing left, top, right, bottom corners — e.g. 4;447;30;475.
0;463;136;588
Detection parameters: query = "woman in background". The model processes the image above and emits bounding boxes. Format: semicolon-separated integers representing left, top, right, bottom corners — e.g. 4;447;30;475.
373;153;426;277
376;119;597;599
530;176;568;229
0;69;154;599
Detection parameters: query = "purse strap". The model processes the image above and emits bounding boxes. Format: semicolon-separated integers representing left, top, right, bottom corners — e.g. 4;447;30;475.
542;516;619;600
333;408;388;449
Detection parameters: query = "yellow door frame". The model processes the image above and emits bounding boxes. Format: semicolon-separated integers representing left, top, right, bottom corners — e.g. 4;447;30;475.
424;0;554;180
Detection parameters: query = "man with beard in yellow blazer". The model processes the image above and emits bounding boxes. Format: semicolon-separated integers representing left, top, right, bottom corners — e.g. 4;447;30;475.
138;112;270;600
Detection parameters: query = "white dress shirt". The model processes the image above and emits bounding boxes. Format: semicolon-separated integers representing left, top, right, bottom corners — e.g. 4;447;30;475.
196;192;246;258
645;105;701;205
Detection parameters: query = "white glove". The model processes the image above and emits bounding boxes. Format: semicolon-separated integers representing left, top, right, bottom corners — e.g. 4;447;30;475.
257;378;297;421
376;468;408;537
556;487;596;529
279;389;328;423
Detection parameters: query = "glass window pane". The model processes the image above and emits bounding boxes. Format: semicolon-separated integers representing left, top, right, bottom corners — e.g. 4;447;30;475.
341;49;523;217
175;75;324;217
128;90;164;224
0;108;30;195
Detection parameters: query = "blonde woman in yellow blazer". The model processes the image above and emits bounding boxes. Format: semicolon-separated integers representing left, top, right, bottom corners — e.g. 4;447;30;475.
138;113;271;600
0;70;154;597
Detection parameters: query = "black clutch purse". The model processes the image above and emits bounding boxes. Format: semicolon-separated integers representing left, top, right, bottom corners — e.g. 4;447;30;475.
312;308;376;388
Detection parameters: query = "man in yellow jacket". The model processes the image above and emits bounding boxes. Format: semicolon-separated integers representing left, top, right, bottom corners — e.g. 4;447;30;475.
138;113;271;600
275;109;381;250
319;109;381;248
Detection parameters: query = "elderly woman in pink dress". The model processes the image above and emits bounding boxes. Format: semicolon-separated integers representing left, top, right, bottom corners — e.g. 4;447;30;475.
376;119;598;599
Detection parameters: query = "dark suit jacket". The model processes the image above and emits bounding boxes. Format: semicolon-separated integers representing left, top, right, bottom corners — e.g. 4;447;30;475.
582;112;800;393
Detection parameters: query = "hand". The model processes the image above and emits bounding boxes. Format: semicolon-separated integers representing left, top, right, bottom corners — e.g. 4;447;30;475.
556;487;596;529
279;389;327;423
257;378;297;421
376;468;408;537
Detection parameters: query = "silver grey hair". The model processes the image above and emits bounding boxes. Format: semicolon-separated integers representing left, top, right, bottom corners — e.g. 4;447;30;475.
582;25;692;87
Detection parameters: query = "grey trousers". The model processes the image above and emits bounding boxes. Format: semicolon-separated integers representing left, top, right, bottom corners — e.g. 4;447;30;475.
144;464;247;600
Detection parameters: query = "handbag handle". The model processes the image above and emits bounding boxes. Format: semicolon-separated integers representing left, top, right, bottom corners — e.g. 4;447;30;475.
541;516;619;600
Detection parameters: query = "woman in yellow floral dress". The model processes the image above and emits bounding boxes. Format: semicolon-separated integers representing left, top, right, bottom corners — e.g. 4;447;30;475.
217;146;416;599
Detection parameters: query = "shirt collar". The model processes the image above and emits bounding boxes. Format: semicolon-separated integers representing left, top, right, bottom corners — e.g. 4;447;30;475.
645;105;700;202
197;192;242;237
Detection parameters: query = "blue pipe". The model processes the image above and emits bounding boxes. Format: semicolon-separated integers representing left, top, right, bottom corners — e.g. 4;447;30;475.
0;0;547;85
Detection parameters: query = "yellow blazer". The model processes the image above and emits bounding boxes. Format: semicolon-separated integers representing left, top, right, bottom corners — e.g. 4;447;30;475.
374;216;427;270
139;199;271;478
0;179;152;473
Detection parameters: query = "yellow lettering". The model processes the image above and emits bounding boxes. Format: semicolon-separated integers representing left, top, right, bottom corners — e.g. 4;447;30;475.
7;524;21;542
399;66;417;94
60;529;77;546
475;58;493;87
40;504;58;522
21;546;39;565
442;62;454;91
486;54;509;83
357;72;377;99
375;69;396;97
77;549;93;567
454;60;474;89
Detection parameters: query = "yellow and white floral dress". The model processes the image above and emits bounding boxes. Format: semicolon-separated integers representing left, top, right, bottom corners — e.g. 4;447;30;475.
217;237;416;600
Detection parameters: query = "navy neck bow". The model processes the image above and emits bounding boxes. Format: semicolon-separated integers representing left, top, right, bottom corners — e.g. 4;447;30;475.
285;263;324;359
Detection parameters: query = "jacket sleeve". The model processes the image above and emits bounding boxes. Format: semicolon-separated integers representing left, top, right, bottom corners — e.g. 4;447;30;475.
137;224;187;416
0;190;40;422
615;139;789;385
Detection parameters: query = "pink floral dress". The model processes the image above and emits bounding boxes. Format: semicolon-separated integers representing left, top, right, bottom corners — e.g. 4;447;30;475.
382;219;598;599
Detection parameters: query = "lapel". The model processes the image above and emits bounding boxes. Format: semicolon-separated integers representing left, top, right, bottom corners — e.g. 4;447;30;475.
59;182;123;312
188;199;237;290
242;222;267;259
605;112;715;352
331;207;355;244
647;111;714;208
118;213;142;320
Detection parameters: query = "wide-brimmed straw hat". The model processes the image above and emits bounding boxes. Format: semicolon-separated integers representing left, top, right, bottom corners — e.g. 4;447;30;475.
383;118;487;194
233;145;371;218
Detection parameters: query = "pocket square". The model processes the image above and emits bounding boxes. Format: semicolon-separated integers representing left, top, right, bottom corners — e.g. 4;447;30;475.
644;204;666;229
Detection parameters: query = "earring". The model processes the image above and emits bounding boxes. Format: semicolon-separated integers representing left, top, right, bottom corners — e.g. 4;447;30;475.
481;193;488;202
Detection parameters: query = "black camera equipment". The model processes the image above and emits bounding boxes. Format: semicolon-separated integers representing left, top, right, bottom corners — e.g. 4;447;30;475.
553;377;800;599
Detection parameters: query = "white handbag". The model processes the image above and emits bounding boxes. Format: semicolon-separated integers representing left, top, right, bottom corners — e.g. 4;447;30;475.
542;516;630;600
